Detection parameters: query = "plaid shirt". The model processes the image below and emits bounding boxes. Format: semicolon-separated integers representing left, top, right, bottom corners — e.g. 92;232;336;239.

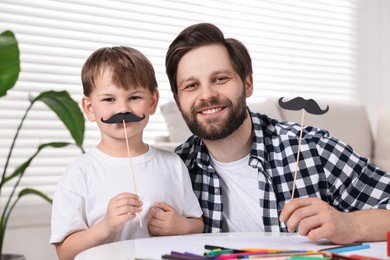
175;110;390;233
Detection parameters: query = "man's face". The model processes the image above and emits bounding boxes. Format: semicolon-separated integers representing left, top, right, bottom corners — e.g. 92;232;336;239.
175;44;252;140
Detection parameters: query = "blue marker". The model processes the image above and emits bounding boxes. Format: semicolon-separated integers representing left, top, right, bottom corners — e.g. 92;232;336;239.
320;243;370;253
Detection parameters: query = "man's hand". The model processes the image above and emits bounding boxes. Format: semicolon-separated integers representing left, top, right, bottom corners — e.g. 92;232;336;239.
148;202;188;236
279;197;357;244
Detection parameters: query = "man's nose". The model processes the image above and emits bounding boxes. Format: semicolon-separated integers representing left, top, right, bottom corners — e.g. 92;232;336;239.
198;83;217;101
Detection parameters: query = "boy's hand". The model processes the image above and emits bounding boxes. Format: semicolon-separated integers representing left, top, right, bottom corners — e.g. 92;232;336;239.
147;202;186;236
102;192;143;234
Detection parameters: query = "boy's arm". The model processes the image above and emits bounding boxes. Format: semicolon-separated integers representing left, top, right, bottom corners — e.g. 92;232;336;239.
56;192;142;260
55;219;115;260
148;202;204;236
181;217;204;234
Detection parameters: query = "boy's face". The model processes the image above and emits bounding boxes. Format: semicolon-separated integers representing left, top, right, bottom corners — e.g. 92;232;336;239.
82;68;158;144
174;44;253;140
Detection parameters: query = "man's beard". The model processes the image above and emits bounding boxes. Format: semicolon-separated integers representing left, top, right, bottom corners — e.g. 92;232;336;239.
180;90;247;141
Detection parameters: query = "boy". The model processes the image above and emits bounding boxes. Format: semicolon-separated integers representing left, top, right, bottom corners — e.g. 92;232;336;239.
50;46;203;260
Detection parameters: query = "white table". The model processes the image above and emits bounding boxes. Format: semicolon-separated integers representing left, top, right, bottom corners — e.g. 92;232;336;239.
75;232;387;260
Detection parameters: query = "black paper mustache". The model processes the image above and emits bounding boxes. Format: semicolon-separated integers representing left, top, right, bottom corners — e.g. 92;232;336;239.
101;112;146;124
278;97;329;115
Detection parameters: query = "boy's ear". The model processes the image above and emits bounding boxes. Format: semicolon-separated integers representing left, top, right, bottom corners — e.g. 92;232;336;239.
81;96;96;122
149;89;159;115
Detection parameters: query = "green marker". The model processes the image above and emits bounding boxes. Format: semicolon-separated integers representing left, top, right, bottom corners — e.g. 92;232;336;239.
206;249;234;257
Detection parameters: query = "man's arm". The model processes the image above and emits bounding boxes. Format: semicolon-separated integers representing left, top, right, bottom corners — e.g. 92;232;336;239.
279;197;390;244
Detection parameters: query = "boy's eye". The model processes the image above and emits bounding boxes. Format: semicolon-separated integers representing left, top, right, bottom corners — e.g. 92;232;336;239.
130;96;141;100
102;98;114;102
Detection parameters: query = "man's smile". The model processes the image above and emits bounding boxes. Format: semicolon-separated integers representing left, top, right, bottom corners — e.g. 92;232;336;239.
199;106;225;116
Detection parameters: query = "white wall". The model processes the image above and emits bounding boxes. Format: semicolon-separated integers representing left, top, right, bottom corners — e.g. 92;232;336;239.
4;205;56;260
5;225;56;260
358;0;390;134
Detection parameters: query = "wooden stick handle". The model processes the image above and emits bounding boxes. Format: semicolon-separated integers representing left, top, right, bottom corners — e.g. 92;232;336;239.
291;110;305;200
123;120;143;227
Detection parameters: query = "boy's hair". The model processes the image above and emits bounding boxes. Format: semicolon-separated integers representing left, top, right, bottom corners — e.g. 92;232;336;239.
165;23;252;95
82;46;157;96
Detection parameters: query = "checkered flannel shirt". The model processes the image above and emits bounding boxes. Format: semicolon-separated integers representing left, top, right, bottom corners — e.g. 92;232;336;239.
175;110;390;233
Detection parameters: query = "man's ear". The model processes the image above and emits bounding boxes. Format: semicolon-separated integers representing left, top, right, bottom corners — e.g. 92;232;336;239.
244;74;253;97
81;96;96;122
149;89;159;115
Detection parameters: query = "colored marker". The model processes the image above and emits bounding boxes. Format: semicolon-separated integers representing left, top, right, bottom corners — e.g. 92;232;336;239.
349;254;382;260
206;249;236;257
162;251;207;260
289;256;331;260
204;245;246;253
319;243;370;253
172;251;206;259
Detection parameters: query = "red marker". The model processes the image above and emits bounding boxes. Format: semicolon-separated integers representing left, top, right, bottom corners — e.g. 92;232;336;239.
387;231;390;256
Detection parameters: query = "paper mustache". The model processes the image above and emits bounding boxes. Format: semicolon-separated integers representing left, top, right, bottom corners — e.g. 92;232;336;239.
101;112;146;124
278;97;329;115
278;96;329;200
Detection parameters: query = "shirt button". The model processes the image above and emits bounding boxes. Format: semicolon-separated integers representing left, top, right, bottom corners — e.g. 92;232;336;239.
214;188;219;194
212;228;220;233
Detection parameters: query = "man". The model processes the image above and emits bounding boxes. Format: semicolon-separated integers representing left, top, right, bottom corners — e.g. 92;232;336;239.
165;22;390;244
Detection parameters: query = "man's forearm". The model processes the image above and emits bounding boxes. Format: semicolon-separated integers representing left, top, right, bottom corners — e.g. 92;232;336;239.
351;208;390;242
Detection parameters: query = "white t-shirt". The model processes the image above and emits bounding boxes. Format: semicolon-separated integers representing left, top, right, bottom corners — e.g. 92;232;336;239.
50;146;202;244
210;154;265;232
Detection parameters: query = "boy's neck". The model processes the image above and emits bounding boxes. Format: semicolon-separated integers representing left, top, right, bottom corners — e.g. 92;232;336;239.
97;139;149;158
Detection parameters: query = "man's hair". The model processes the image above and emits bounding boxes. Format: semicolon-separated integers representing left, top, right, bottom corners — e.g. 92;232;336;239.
166;23;252;95
82;46;157;96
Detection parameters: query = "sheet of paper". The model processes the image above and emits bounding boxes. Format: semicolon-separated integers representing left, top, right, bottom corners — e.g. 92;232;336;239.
135;232;334;258
76;232;383;260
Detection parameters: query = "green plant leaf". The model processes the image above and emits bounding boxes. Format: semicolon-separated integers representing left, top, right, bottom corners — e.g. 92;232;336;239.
2;142;70;184
0;30;20;97
33;91;85;147
18;188;52;203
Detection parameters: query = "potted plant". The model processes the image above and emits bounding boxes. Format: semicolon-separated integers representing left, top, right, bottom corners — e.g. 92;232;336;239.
0;30;85;259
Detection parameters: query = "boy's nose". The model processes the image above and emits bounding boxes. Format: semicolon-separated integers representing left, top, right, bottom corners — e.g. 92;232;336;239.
117;100;131;113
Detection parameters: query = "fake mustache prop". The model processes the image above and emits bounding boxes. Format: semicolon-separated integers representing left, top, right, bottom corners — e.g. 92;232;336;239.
101;112;146;124
278;97;329;115
278;96;329;200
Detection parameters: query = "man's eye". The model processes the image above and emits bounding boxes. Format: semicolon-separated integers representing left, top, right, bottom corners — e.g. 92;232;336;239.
186;83;198;90
215;76;229;83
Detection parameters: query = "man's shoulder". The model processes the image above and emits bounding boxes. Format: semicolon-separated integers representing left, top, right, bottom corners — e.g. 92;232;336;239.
249;111;330;140
175;135;201;156
250;111;294;135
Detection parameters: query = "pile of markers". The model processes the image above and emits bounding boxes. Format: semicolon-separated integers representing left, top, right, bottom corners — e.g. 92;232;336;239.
161;243;376;260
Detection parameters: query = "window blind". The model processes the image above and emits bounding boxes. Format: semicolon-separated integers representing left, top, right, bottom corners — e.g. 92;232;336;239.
0;0;358;224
